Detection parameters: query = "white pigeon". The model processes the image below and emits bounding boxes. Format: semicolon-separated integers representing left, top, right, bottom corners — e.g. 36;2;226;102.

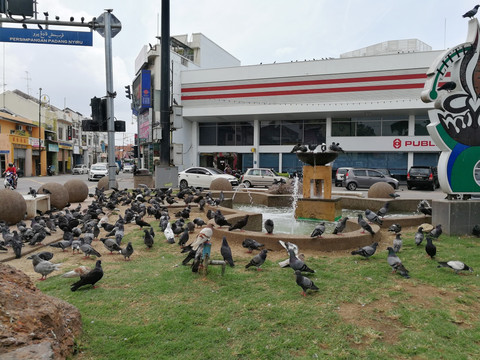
62;266;90;278
164;222;175;244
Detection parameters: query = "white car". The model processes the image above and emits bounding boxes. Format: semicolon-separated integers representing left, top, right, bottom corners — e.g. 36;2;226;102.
72;164;88;175
88;163;108;181
123;163;134;173
178;167;239;190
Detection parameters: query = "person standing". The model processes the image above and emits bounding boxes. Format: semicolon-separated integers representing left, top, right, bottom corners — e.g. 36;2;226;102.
224;163;232;175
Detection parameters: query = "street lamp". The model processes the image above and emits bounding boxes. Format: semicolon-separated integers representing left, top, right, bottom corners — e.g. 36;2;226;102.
38;89;49;176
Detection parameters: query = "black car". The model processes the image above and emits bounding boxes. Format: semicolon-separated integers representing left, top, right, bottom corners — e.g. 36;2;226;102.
407;166;439;190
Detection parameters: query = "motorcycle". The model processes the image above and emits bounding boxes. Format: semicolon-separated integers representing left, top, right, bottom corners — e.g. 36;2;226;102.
4;172;16;190
47;165;54;176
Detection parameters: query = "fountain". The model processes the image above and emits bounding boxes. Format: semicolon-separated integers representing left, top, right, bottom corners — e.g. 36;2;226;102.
232;182;253;205
294;152;342;221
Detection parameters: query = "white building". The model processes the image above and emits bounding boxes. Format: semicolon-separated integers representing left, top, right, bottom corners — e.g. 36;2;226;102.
135;36;443;179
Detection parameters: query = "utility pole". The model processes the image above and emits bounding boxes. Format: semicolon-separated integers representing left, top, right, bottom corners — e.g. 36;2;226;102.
160;0;170;166
38;87;42;175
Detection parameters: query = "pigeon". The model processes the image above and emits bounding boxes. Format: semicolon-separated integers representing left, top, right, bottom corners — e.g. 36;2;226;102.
388;224;402;234
364;209;382;226
351;242;378;259
415;227;424;246
307;144;318;152
288;249;315;273
214;210;231;228
425;236;436;259
220;236;234;267
245;249;268;271
193;218;206;227
71;260;104;291
393;233;402;253
178;228;189;247
310;222;325;238
100;238;122;254
333;217;348;235
295;270;319;297
242;238;264;253
377;202;389;218
120;242;134;261
290;144;308;153
143;229;154;249
28;187;37;198
279;240;299;256
389;193;400;199
463;5;480;19
62;266;90;278
429;224;442;239
386;247;410;279
164;223;175;244
437;81;456;92
418;200;432;216
135;216;151;228
357;214;375;236
264;219;274;234
437;261;474;274
28;254;61;280
42;188;52;194
329;142;345;153
36;251;54;261
228;215;249;231
473;224;480;237
80;243;102;259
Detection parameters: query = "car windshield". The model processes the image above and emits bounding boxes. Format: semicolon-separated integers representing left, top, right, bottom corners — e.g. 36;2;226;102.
74;165;82;168
207;167;224;175
91;165;107;170
410;168;430;176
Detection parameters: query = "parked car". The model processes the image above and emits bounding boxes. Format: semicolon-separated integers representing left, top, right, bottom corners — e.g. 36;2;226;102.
123;163;134;173
241;168;285;188
343;168;399;191
88;163;108;181
178;167;239;190
95;162;120;175
335;167;352;187
407;166;439;190
72;164;88;175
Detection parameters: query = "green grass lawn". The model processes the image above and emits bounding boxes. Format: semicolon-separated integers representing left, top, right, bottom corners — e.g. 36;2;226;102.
37;228;480;360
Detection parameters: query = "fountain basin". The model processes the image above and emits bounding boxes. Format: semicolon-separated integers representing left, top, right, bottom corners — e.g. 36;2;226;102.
296;152;338;166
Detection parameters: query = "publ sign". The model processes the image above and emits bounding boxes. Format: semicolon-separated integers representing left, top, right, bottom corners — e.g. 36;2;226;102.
393;138;436;149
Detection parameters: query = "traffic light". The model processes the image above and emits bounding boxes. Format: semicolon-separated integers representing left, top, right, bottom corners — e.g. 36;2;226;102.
125;85;131;99
90;96;107;131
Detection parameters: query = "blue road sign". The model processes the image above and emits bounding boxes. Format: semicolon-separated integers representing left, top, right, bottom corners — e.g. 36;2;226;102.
0;28;93;46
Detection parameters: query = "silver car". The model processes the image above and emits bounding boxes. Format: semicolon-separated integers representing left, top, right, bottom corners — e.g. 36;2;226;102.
241;168;285;188
72;164;88;175
343;168;399;191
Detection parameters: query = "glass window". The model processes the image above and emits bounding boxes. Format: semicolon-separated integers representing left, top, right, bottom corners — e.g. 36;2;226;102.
260;121;280;145
368;170;383;177
199;123;216;145
236;122;253;145
259;153;279;171
356;118;380;136
282;153;303;174
281;120;303;145
353;169;367;176
413;153;439;166
332;118;354;136
304;120;326;144
58;127;64;140
241;153;253;172
218;123;235;146
382;117;408;136
415;115;430;136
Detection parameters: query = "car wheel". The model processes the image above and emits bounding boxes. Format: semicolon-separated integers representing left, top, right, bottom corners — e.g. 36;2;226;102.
388;182;396;189
347;182;357;191
243;180;252;188
179;179;188;190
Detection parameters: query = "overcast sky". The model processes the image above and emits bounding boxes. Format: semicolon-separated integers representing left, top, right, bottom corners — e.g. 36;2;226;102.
0;0;476;143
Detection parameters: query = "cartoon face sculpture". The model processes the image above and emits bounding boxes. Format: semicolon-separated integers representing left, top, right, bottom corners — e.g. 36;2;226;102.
422;19;480;194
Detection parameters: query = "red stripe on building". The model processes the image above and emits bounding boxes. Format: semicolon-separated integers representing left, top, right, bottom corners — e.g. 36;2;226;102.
181;83;425;101
181;73;427;93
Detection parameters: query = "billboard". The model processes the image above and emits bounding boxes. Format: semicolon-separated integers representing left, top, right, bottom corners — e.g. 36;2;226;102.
132;69;151;114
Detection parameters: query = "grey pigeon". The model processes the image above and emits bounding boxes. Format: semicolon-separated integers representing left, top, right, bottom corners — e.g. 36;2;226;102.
228;215;249;231
120;242;134;261
388;224;402;234
193;218;206;227
437;261;473;274
178;228;189;247
387;247;410;278
351;242;378;259
290;144;308;153
245;249;268;271
28;254;61;280
365;209;382;226
295;270;319;297
100;238;122;254
393;233;402;253
264;219;274;234
28;187;37;198
71;260;103;291
463;5;480;19
288;249;315;273
220;236;234;267
242;238;264;253
415;227;424;246
80;243;102;259
143;228;154;249
333;217;348;235
329;142;344;153
357;214;375;236
377;202;389;218
310;222;325;238
418;200;432;216
429;224;442;239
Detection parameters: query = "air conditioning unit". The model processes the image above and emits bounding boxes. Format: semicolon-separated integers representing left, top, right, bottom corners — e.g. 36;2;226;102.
15;125;22;131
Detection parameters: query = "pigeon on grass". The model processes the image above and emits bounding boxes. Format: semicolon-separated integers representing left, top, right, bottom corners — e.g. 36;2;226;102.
71;260;103;291
245;249;268;271
295;270;319;297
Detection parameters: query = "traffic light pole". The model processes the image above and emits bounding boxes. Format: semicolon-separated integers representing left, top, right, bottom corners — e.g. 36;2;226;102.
103;10;116;189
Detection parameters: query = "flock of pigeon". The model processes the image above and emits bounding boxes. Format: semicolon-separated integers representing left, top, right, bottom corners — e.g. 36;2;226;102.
350;199;473;278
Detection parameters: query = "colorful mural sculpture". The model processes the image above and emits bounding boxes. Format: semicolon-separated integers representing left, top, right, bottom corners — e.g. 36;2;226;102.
422;19;480;195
